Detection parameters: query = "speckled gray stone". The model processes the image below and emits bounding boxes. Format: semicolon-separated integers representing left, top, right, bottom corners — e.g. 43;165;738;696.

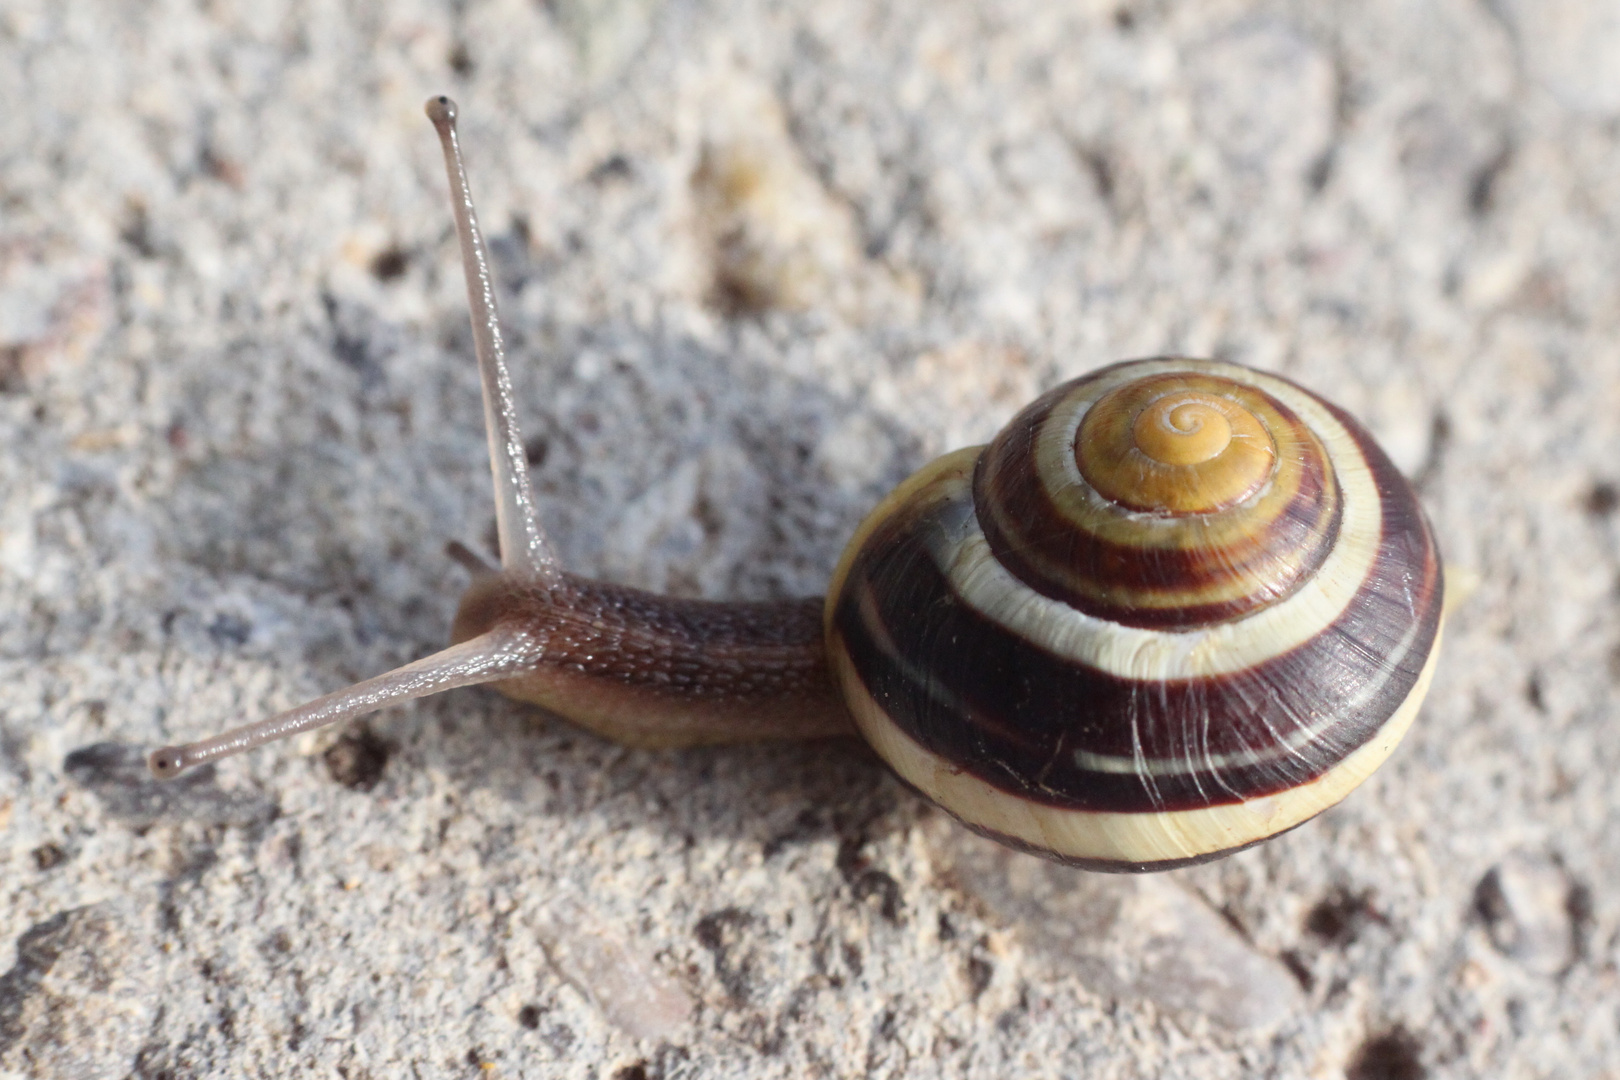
3;0;1619;1077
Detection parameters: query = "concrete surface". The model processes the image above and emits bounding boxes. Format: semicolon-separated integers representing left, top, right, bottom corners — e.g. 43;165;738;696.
1;0;1618;1077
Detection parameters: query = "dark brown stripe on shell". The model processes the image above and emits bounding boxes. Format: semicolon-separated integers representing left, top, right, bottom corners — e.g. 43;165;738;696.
974;377;1342;629
831;422;1442;815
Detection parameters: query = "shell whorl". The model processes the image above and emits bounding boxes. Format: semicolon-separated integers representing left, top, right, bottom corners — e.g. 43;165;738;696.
824;358;1444;871
977;363;1343;629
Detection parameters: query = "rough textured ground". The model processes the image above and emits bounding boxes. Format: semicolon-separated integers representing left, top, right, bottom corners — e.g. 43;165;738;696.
3;0;1619;1077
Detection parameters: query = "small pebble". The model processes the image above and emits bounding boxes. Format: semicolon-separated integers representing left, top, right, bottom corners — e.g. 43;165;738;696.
1475;852;1578;976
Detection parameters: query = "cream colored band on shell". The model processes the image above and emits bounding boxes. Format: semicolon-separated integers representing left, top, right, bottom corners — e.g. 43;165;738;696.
956;362;1385;681
832;621;1443;866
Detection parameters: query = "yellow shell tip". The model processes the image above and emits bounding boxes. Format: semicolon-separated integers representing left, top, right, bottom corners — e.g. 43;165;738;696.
1132;394;1234;465
1076;375;1278;515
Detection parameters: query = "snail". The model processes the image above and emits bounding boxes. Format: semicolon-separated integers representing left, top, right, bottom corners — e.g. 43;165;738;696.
147;96;1446;873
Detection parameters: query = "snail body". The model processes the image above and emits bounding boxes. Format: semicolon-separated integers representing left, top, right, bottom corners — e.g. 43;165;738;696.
149;98;1445;873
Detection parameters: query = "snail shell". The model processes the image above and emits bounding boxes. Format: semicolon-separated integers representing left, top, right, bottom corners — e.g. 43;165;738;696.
826;357;1445;871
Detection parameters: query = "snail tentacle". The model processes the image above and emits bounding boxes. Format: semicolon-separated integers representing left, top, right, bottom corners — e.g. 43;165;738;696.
427;96;559;582
149;98;851;780
148;627;540;778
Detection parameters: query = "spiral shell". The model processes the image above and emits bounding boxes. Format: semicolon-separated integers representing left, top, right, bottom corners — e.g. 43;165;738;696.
824;358;1444;871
